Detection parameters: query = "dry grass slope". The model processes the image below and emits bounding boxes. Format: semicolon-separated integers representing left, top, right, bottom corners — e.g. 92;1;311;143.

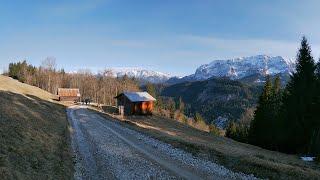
0;75;55;100
0;75;72;179
95;109;320;180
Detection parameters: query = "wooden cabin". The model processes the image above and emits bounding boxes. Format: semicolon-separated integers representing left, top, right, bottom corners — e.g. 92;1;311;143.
57;88;81;102
114;92;156;115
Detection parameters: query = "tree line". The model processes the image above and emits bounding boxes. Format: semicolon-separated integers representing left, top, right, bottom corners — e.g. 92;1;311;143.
228;37;320;158
6;57;140;105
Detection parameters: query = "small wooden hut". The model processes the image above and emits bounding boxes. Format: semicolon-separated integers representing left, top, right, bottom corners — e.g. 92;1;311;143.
114;92;156;115
57;88;81;102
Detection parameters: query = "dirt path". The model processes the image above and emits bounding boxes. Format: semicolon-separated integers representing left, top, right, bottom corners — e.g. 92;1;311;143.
67;105;256;180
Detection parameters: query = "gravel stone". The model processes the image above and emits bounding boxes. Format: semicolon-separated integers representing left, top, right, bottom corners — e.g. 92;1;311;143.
67;106;258;180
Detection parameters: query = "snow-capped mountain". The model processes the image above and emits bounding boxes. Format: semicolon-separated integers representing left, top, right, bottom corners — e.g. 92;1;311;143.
167;55;295;84
104;68;171;83
194;55;295;80
193;55;294;80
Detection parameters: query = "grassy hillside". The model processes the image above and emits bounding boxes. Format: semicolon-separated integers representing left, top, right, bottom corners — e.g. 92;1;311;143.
162;77;262;125
0;75;73;179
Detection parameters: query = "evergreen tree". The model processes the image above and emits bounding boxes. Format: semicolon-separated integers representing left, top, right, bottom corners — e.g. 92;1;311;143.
146;83;160;109
316;61;320;77
279;37;318;154
146;83;156;98
226;121;249;143
156;97;163;110
249;76;273;147
311;60;320;155
167;98;176;119
226;122;237;138
273;75;281;94
178;97;185;114
269;75;282;149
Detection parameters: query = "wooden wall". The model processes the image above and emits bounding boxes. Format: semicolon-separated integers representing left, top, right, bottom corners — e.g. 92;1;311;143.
116;95;154;115
116;95;134;115
59;96;79;102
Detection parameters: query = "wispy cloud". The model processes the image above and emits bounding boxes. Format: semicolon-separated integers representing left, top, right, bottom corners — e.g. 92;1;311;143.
178;35;320;60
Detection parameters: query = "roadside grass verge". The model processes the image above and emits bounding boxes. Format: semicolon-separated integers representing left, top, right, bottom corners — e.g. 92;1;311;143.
0;91;73;179
91;108;320;180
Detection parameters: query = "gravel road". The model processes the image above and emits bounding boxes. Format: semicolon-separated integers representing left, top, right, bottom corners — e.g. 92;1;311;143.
67;105;257;180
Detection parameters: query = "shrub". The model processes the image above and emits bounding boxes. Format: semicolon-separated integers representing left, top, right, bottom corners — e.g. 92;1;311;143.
226;122;237;138
226;121;249;143
209;124;220;135
195;113;209;130
194;112;205;123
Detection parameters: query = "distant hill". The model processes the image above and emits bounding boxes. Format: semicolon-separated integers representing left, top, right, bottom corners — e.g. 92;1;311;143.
166;75;196;85
161;77;262;128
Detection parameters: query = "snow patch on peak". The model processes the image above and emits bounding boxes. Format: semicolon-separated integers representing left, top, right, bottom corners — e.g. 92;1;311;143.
104;67;171;83
193;55;295;80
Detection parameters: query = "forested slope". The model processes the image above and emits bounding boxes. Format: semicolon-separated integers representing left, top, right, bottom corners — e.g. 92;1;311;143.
162;77;262;126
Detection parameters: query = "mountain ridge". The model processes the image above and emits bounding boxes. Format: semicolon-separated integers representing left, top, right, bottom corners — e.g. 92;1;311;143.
167;55;295;84
96;55;295;85
104;67;172;83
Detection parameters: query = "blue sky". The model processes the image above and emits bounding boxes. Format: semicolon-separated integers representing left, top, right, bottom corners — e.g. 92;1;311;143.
1;0;320;76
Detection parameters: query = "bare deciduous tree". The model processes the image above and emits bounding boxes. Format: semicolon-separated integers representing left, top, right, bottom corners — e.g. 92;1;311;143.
7;61;140;106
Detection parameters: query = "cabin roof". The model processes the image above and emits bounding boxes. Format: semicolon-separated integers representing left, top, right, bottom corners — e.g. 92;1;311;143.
115;92;156;102
57;88;80;97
